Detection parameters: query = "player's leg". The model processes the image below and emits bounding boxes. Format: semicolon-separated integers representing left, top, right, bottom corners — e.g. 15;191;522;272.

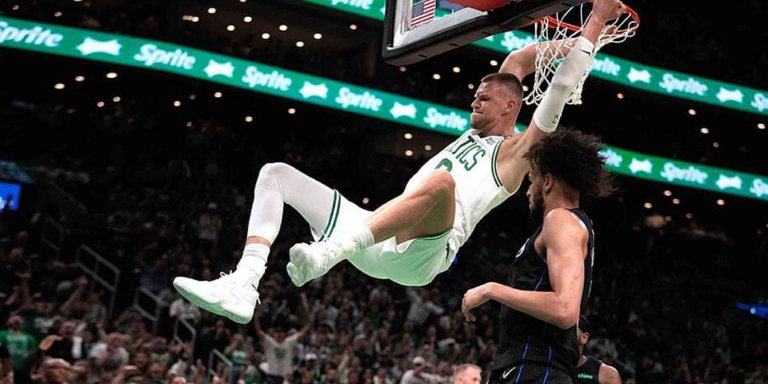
174;162;338;323
288;170;455;286
365;169;455;243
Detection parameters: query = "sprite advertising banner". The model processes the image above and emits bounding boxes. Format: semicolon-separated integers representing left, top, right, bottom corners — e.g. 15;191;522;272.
0;17;765;201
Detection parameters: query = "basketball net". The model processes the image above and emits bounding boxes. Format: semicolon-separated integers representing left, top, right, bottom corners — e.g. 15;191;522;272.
524;2;639;106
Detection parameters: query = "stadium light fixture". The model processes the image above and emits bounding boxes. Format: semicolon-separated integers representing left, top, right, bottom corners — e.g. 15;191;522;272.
208;7;216;14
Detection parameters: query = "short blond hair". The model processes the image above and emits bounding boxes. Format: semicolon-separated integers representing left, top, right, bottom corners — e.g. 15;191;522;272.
455;363;481;376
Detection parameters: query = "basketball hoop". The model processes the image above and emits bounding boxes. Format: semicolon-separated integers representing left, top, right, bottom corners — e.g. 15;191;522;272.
524;1;640;106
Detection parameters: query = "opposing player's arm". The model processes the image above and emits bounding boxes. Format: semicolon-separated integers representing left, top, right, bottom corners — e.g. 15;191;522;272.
463;209;587;329
599;363;622;384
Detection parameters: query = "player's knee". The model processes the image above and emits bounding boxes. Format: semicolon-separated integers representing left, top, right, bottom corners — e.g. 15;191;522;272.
256;162;293;187
425;170;455;197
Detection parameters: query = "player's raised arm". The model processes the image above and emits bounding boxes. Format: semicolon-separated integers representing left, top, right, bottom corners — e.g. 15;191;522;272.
494;0;626;192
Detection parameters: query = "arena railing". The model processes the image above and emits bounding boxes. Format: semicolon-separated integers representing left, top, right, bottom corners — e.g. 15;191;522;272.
207;349;234;384
75;244;121;316
132;287;168;334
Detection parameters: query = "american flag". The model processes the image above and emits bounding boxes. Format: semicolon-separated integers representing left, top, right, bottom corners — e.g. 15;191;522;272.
410;0;436;28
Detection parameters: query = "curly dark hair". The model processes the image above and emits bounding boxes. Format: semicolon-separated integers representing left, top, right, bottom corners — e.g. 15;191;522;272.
524;129;617;198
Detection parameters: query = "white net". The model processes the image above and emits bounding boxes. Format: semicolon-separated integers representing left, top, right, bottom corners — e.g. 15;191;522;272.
523;2;639;105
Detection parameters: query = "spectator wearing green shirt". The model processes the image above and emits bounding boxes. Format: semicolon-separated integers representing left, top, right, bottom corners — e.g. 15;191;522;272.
0;315;37;368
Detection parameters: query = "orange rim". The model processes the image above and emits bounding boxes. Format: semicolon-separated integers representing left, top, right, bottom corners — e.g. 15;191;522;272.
541;2;640;35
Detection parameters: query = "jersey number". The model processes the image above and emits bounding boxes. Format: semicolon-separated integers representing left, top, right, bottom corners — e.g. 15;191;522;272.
435;159;453;172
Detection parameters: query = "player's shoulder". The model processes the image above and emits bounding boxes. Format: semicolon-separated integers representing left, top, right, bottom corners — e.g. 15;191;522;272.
598;363;621;384
542;208;589;236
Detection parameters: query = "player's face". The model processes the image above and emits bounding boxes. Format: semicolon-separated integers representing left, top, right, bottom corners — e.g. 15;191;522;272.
470;82;508;131
526;167;545;219
456;367;482;384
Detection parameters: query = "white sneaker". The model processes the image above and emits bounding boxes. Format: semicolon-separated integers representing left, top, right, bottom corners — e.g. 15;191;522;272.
173;270;260;324
287;240;355;287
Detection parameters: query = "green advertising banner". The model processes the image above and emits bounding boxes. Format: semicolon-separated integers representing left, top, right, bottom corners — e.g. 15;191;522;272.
296;0;768;117
1;17;766;201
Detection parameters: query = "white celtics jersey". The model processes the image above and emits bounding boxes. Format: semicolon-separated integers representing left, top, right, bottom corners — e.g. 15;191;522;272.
404;129;516;246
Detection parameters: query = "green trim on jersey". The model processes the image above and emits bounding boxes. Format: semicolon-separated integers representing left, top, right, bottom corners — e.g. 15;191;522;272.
491;138;505;188
419;228;452;241
319;190;341;241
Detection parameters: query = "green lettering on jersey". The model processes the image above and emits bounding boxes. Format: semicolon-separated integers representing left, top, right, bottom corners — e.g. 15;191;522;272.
447;135;487;171
577;373;594;379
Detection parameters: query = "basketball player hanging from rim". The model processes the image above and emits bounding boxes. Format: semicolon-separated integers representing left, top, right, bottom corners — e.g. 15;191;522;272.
173;0;629;324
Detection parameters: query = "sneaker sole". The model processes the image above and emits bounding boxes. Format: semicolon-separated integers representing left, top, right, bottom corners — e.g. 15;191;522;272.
286;261;306;287
173;278;226;317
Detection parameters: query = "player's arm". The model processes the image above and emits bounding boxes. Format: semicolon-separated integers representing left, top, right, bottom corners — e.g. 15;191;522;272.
462;209;587;329
599;363;621;384
495;0;625;192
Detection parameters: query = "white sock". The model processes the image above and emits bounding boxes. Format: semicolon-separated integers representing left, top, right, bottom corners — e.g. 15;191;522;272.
237;244;269;286
345;226;375;252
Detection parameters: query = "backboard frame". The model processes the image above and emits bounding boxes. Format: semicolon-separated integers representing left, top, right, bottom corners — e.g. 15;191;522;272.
382;0;589;65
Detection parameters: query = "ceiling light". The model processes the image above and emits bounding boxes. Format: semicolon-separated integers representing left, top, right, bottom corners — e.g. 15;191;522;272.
433;74;441;80
688;108;696;115
54;12;62;17
96;101;105;108
245;116;253;122
617;93;624;99
173;100;181;107
279;25;288;31
288;108;296;114
189;94;196;100
106;72;118;79
113;96;121;102
244;16;252;23
207;7;216;14
712;142;720;148
314;33;322;40
685;213;692;219
405;150;413;157
262;33;270;39
716;199;725;206
700;127;709;134
192;16;199;22
296;41;304;47
758;123;765;130
404;133;413;139
214;92;222;98
490;60;498;66
468;84;475;90
424;145;432;151
362;197;370;205
672;198;680;205
522;85;529;92
74;76;85;82
452;67;460;73
399;66;407;72
644;202;652;209
186;121;193;127
665;216;672;222
349;24;357;30
663;190;672;196
54;83;65;90
227;25;235;31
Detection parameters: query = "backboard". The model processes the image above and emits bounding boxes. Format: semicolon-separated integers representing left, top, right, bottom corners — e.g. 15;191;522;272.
382;0;589;65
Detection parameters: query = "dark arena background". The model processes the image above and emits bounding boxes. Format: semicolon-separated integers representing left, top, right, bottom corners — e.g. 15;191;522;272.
0;1;767;383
